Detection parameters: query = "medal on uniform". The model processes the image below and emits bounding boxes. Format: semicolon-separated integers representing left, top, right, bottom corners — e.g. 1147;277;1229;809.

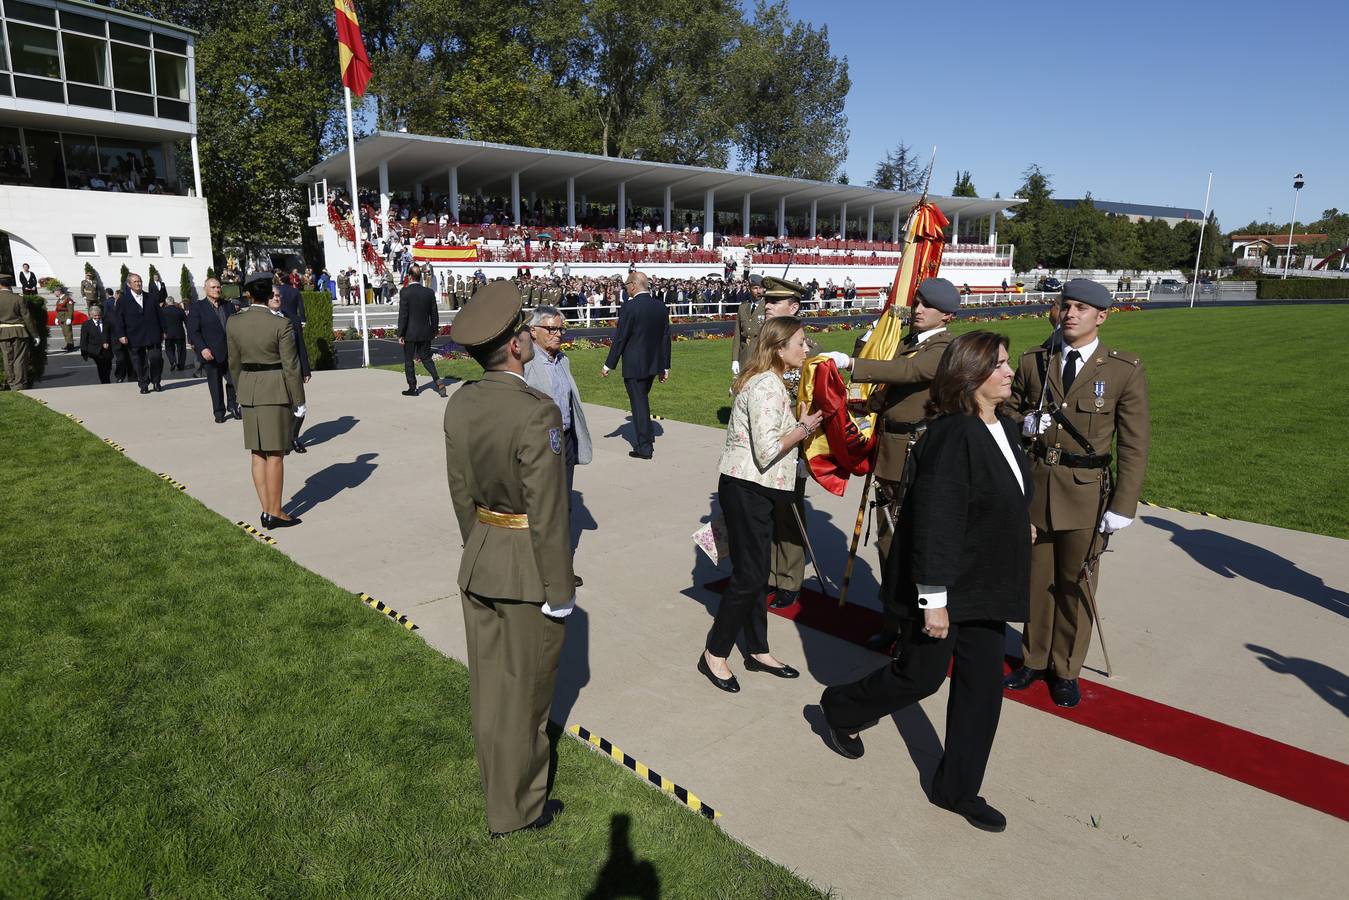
1094;380;1105;408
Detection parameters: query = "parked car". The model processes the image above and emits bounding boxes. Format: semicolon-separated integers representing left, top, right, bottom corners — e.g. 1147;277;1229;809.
1035;276;1063;292
1156;278;1186;294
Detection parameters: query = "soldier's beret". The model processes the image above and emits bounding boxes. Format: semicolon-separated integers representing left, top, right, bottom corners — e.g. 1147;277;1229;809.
748;273;764;287
243;271;273;288
453;279;525;348
1062;278;1112;309
762;276;805;301
915;277;961;313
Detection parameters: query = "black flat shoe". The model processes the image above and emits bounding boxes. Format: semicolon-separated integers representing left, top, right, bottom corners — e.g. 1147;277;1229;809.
628;450;652;459
270;515;301;528
743;656;799;678
139;386;150;394
1051;677;1081;708
768;589;798;610
1003;665;1046;691
491;799;563;838
820;694;864;758
697;654;740;693
574;575;583;587
291;440;307;454
401;388;418;396
214;414;227;424
153;383;163;392
932;796;1007;833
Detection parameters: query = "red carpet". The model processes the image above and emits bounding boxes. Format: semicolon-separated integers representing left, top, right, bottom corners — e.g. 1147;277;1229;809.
706;578;1349;821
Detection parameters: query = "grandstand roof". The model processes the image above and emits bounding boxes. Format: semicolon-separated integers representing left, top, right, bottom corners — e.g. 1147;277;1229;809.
1052;199;1205;220
297;132;1021;223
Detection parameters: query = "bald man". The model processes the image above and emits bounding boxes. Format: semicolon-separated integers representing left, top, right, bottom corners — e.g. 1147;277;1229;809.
601;271;671;459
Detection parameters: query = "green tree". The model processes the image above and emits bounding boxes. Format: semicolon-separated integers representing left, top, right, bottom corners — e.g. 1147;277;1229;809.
951;170;977;197
870;142;929;192
180;264;194;302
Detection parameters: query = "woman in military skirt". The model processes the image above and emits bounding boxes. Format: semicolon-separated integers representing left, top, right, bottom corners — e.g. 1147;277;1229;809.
227;273;307;528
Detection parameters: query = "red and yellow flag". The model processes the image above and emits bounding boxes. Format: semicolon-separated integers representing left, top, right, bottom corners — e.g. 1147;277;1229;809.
335;0;372;97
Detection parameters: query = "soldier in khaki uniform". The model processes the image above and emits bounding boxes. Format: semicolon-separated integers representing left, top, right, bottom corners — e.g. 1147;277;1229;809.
54;290;76;352
0;274;40;389
730;273;766;377
81;271;99;311
1003;279;1150;708
821;277;960;650
444;279;573;838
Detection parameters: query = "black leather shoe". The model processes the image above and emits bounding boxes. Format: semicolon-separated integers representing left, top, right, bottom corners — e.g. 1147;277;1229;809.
864;631;898;655
490;799;563;838
743;656;799;678
574;575;583;587
292;440;307;454
231;405;243;420
1051;677;1081;708
768;589;798;610
214;414;227;424
139;386;150;394
261;513;302;529
628;449;652;459
820;697;864;758
401;388;418;396
1003;666;1047;691
697;654;740;693
932;796;1007;832
436;383;448;398
153;383;163;392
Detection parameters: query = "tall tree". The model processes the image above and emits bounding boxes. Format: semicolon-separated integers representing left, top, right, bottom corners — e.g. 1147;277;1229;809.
869;142;929;192
951;170;977;197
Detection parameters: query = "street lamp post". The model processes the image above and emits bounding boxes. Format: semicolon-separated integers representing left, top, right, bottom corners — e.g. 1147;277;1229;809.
1281;172;1304;279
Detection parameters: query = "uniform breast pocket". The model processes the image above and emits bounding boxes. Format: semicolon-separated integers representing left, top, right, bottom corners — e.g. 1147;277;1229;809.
1076;397;1115;416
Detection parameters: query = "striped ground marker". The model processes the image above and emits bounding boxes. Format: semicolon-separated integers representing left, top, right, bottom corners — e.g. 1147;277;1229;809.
356;592;418;631
568;724;720;820
157;473;187;491
65;413;83;424
102;438;126;453
235;520;277;545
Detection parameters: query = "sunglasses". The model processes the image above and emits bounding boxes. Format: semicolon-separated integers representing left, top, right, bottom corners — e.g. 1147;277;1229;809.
531;325;565;334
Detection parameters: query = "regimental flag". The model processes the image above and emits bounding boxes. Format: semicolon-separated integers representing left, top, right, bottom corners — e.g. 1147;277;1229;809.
411;244;479;262
884;201;949;311
335;0;372;97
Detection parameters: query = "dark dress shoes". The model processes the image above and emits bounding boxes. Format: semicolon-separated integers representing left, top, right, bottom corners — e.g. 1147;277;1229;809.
401;388;418;396
574;575;583;587
628;449;653;459
768;589;798;610
231;405;243;419
932;796;1007;833
436;383;448;398
1003;666;1046;691
490;799;563;839
139;386;150;394
292;440;307;454
214;414;227;424
153;383;163;392
261;513;302;529
742;656;799;679
1051;677;1081;708
820;696;864;758
697;654;740;693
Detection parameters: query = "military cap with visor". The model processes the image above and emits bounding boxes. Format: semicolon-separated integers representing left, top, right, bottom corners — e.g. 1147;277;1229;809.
452;279;527;348
762;276;806;300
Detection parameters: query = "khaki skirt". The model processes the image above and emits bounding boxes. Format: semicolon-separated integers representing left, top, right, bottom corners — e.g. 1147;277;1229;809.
242;403;294;452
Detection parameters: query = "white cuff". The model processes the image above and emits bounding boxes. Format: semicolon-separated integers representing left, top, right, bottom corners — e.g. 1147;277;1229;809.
541;595;576;619
916;584;947;609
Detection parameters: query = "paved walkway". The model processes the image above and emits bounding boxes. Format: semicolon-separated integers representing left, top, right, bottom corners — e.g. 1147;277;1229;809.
31;370;1349;899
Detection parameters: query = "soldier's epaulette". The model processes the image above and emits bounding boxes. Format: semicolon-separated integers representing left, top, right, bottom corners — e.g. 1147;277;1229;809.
1021;345;1050;357
1107;348;1141;366
523;386;553;403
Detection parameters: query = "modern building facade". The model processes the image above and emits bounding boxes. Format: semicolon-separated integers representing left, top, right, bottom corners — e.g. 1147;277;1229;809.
0;0;211;299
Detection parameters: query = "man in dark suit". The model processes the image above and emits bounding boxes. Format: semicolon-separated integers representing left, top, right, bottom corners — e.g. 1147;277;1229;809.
397;264;445;397
602;270;670;459
80;302;115;383
187;276;239;422
101;288;130;383
160;299;188;370
114;272;165;393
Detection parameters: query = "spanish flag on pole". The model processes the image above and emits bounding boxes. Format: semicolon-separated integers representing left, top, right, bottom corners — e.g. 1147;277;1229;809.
335;0;372;97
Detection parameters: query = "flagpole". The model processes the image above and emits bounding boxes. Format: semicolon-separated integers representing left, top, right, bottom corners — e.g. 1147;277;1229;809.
343;85;370;367
1189;172;1213;309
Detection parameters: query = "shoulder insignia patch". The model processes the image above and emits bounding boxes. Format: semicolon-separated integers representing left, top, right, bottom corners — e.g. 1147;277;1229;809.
1108;349;1142;366
548;427;562;454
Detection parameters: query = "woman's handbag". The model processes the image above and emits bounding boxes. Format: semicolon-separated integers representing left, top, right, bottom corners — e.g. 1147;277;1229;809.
691;514;730;565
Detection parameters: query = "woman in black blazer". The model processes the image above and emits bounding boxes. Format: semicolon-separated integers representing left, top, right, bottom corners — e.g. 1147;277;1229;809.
820;331;1032;833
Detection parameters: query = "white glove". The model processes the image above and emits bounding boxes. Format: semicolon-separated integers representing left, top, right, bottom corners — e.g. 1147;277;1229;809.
858;327;874;344
293;404;307;418
1099;511;1133;534
32;337;41;347
1022;412;1051;436
541;594;576;619
731;360;740;376
821;351;851;370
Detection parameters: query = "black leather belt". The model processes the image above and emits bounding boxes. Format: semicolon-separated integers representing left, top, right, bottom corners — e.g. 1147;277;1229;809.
1032;444;1111;469
882;420;924;435
241;362;282;372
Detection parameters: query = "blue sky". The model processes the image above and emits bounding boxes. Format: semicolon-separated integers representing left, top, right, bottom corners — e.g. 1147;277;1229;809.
786;0;1343;229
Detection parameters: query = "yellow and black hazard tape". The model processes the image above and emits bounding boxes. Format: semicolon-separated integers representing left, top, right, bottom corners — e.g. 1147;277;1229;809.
1139;500;1230;521
103;437;126;453
357;592;418;631
65;413;84;424
235;520;278;545
157;473;187;491
568;724;720;820
651;414;665;421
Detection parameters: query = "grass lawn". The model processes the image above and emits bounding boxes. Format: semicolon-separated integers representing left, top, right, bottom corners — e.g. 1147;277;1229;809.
390;305;1349;537
0;394;825;898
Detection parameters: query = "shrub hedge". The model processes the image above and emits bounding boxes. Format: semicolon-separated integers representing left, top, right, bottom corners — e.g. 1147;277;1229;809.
300;291;336;370
1256;277;1349;300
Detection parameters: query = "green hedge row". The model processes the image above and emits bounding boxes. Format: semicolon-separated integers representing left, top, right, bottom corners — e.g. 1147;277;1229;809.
0;295;47;388
300;291;336;371
1256;278;1349;300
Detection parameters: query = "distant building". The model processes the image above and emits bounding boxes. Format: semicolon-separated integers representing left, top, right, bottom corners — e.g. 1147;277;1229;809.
1053;199;1204;227
1229;233;1328;269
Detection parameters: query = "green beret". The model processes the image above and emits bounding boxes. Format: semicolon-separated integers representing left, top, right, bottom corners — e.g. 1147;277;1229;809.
762;276;805;300
1062;278;1112;309
453;279;525;348
915;277;960;313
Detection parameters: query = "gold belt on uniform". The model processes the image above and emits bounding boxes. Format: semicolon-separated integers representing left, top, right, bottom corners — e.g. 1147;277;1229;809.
476;506;529;529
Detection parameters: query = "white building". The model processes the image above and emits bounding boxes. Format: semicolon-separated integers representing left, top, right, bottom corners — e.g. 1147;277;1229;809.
0;0;210;299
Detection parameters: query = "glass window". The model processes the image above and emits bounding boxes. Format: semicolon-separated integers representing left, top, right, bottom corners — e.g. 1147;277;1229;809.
111;42;151;93
23;129;65;189
7;1;57;27
139;236;159;255
108;235;129;254
170;237;190;257
115;90;153;116
59;12;106;37
0;126;26;181
62;32;109;86
66;84;111;109
157;98;189;121
154;34;187;55
73;235;96;254
153;52;186;99
63;132;99;178
0;24;9;71
8;23;61;79
14;74;63;102
108;23;149;46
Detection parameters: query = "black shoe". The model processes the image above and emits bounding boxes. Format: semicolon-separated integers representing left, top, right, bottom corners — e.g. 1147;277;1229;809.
768;589;798;610
743;656;799;678
214;414;227;424
1051;677;1081;708
491;800;563;838
115;376;125;383
401;388;418;396
574;575;583;587
628;449;653;459
230;405;243;420
863;631;898;655
152;383;162;392
697;654;740;693
820;698;864;759
261;513;302;529
931;796;1007;833
139;386;150;394
1003;665;1047;691
436;383;448;398
292;440;307;454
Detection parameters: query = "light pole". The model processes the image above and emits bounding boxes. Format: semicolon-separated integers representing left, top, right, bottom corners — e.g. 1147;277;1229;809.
1281;172;1304;279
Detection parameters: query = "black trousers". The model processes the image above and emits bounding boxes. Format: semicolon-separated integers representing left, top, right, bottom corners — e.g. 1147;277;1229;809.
563;426;578;499
403;339;440;388
705;474;778;658
822;618;1007;807
202;356;236;417
90;352;112;384
130;344;163;388
114;344;132;380
164;338;186;370
624;376;655;454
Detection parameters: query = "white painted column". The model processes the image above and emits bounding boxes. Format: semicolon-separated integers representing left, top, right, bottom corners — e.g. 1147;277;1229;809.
448;166;459;221
809;200;817;238
617;182;626;230
703;188;715;240
663;186;672;232
378;160;391;232
952;211;960;245
839;202;847;239
777;197;786;237
867;205;874;242
189;135;202;199
988;212;998;245
566;177;576;228
892;209;901;242
742;194;751;238
510;172;521;225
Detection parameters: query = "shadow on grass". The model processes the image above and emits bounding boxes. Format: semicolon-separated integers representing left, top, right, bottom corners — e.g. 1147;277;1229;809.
1247;643;1349;717
585;814;660;900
